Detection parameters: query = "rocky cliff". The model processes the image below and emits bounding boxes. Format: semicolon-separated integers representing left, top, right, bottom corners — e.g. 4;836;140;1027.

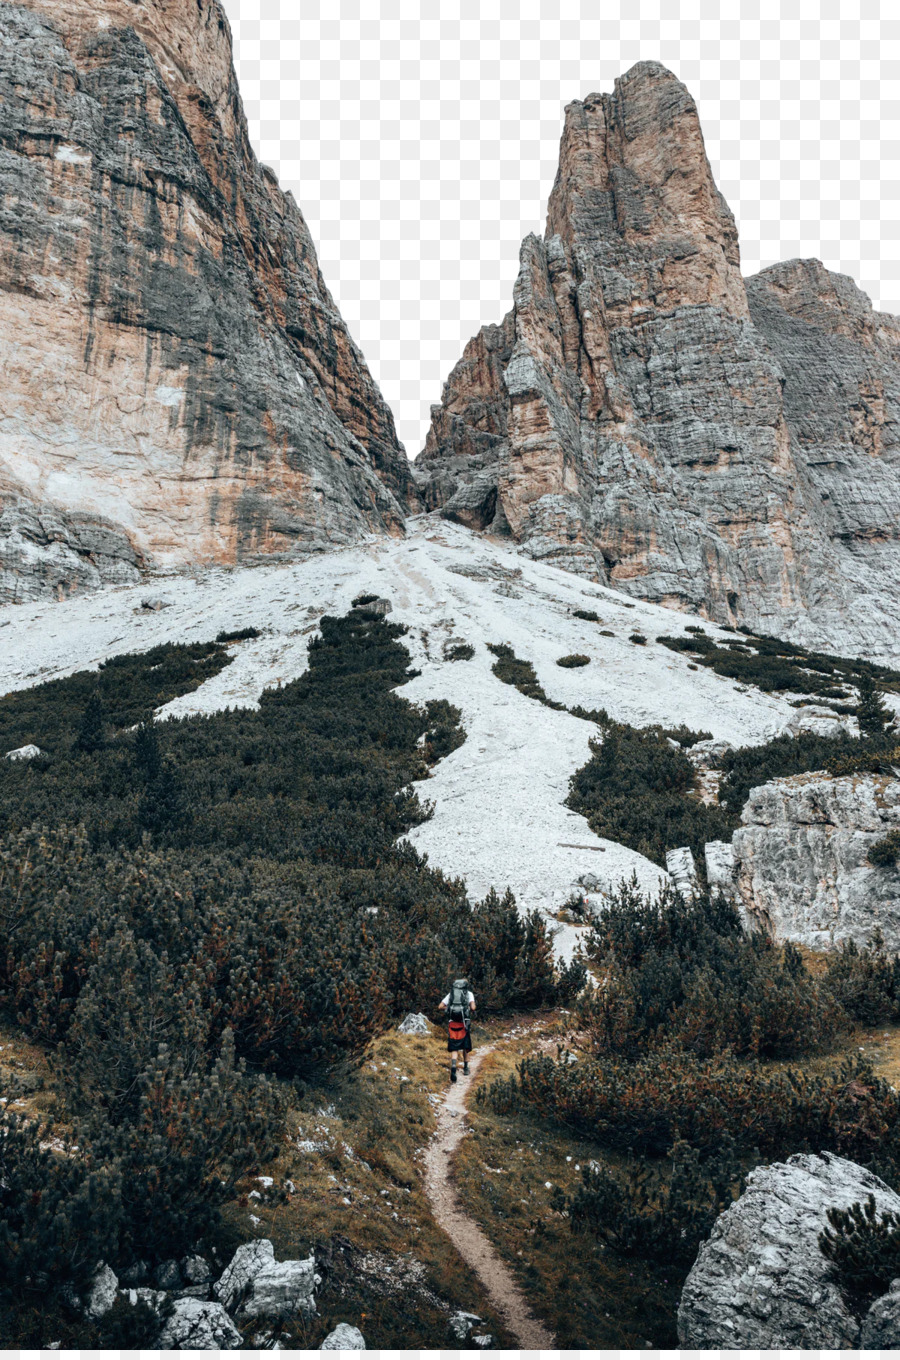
0;0;417;603
729;769;900;951
415;62;900;660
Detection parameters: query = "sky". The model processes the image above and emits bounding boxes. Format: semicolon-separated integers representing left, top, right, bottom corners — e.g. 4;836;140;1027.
220;0;900;458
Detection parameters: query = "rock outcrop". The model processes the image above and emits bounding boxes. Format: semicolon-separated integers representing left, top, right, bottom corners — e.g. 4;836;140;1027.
415;61;900;661
0;0;417;603
677;1152;900;1349
732;770;900;950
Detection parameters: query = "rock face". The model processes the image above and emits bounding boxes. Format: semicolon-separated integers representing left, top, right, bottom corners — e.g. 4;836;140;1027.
677;1152;900;1349
732;770;900;950
861;1278;900;1347
320;1322;367;1350
157;1297;242;1350
0;0;416;604
415;61;900;661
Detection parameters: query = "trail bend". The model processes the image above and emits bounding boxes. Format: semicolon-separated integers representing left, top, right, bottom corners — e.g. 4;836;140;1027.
422;1045;555;1350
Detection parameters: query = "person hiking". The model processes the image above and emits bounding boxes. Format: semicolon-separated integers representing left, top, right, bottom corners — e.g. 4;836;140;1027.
439;977;475;1082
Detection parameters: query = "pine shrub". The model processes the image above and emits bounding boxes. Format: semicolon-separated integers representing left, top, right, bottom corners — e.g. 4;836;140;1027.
820;1194;900;1311
557;654;591;668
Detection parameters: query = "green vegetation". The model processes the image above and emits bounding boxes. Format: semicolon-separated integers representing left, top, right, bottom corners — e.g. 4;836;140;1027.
580;882;846;1059
0;640;232;756
629;633;647;645
870;830;900;867
557;654;591;668
719;732;900;817
444;641;475;661
658;627;900;701
487;642;564;709
573;609;600;622
0;611;582;1343
215;626;261;642
568;723;733;870
820;1194;900;1312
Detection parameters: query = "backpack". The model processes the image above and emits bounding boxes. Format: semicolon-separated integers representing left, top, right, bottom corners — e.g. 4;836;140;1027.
448;978;468;1020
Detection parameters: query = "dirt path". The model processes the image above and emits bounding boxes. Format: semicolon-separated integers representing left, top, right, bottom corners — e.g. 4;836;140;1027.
423;1047;556;1349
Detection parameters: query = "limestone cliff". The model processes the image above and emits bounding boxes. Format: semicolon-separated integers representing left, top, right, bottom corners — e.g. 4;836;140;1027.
0;0;417;603
415;61;900;660
728;770;900;951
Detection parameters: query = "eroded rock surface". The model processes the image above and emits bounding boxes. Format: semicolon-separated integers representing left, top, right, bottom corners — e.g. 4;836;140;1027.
677;1152;900;1349
0;0;416;603
415;61;900;661
733;771;900;950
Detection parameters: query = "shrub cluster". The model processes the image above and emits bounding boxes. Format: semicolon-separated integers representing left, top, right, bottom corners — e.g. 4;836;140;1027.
487;642;564;709
719;732;900;817
557;654;591;668
567;724;734;870
820;1194;900;1312
580;882;847;1059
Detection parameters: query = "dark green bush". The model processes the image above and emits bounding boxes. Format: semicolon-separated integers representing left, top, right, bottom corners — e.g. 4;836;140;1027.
215;626;260;643
820;1194;900;1311
822;934;900;1025
444;642;475;662
559;1137;744;1266
870;831;900;868
573;609;600;622
567;725;735;869
487;642;564;709
581;881;847;1059
480;1047;900;1163
557;654;591;668
629;634;647;645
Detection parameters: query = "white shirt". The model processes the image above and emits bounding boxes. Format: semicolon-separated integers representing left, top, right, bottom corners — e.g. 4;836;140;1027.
441;990;476;1008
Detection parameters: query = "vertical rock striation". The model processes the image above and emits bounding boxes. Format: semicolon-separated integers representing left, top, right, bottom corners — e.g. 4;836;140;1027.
415;62;900;660
0;0;417;603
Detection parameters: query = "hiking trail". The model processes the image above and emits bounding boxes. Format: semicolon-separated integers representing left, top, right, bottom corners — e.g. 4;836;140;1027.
423;1046;556;1349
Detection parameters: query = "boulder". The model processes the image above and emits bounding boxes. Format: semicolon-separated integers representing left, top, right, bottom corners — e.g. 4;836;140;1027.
687;738;734;770
352;597;392;616
733;771;900;949
158;1298;242;1350
320;1322;367;1349
448;1310;483;1342
862;1278;900;1347
182;1255;212;1285
4;744;41;761
397;1013;432;1035
214;1239;275;1312
121;1287;166;1314
705;840;736;898
236;1255;317;1322
677;1152;900;1348
85;1264;118;1319
154;1258;183;1291
141;597;174;612
117;1261;149;1287
665;846;698;899
781;706;856;740
472;1336;494;1349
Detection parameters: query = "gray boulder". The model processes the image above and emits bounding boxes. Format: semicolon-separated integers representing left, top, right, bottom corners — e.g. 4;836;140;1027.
154;1258;183;1290
182;1255;212;1285
4;744;41;761
862;1278;900;1347
472;1336;494;1349
158;1298;242;1350
141;596;174;612
665;846;698;899
397;1012;432;1035
678;1152;900;1348
705;840;736;898
214;1239;275;1312
236;1255;317;1321
449;1310;483;1342
687;738;734;770
120;1287;166;1314
85;1264;118;1319
320;1322;367;1349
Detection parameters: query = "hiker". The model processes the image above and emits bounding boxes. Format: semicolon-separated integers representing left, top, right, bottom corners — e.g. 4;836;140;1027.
439;977;476;1082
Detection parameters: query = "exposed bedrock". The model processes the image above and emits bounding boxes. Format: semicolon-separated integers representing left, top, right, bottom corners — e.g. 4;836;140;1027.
727;770;900;951
415;61;900;660
0;0;418;603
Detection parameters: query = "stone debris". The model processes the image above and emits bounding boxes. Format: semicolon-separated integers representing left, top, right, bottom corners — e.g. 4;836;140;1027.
397;1012;432;1035
687;738;735;770
235;1255;317;1322
665;846;699;899
448;1310;483;1341
140;597;174;612
320;1322;367;1349
678;1152;900;1348
85;1264;118;1319
472;1335;494;1348
158;1298;242;1350
4;744;41;761
214;1239;276;1312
